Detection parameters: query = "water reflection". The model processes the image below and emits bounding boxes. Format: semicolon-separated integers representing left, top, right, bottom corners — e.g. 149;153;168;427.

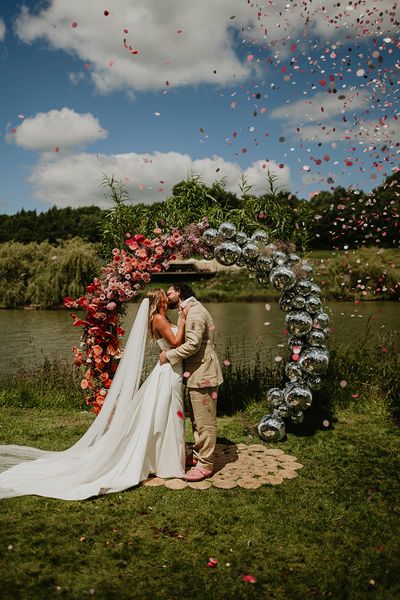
0;301;398;377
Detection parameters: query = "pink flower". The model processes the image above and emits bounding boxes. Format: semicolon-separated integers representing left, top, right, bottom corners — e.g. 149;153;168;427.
141;272;151;283
106;302;117;311
81;379;89;390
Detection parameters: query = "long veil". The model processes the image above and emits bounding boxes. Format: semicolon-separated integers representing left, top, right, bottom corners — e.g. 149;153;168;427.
0;298;150;499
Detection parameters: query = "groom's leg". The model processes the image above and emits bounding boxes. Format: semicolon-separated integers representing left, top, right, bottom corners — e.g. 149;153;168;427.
188;386;218;471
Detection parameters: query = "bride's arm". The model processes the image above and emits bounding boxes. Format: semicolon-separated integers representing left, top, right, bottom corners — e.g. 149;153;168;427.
153;313;186;348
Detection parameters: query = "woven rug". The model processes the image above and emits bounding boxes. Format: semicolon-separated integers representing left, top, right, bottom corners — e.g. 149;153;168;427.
141;443;303;490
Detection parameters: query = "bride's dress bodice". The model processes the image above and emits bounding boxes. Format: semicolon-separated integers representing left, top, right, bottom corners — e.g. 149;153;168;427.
156;326;177;352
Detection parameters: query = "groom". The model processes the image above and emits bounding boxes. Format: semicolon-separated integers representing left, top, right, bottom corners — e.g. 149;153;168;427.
160;283;223;482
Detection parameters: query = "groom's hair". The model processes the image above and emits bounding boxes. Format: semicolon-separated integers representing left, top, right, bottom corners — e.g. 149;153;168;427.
173;282;195;300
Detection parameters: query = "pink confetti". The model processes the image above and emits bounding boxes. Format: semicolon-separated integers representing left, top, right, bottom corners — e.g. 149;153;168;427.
223;359;231;366
208;558;218;568
71;22;78;29
290;43;297;52
183;371;191;378
247;54;254;62
242;575;256;584
177;410;184;420
54;147;60;153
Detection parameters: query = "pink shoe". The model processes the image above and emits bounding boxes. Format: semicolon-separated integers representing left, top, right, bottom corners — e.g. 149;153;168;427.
184;466;213;482
185;455;198;468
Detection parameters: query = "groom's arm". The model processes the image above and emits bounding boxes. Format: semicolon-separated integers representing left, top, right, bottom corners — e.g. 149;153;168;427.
165;310;205;366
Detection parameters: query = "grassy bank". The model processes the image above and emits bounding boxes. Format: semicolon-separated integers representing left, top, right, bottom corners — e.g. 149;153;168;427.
2;332;398;424
0;245;398;308
193;247;400;302
0;403;399;600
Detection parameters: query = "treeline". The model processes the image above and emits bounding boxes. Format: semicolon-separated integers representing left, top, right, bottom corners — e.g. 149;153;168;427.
0;238;101;308
0;206;103;244
0;172;399;254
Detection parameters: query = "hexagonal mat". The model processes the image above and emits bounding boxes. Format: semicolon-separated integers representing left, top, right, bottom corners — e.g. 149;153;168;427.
141;443;303;490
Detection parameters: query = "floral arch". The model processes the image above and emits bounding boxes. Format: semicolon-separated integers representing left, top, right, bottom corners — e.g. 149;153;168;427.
65;218;330;442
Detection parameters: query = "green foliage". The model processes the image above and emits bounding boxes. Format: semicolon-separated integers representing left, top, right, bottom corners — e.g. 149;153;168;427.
0;205;103;244
310;246;400;301
0;238;102;308
0;358;84;410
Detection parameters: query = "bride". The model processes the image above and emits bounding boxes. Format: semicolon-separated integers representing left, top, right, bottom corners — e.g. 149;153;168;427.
0;289;187;500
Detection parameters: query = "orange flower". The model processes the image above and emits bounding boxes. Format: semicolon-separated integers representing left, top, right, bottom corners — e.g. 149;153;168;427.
93;345;103;356
100;372;109;382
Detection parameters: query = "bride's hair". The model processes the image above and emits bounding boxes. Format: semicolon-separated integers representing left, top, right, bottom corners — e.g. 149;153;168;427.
147;289;168;339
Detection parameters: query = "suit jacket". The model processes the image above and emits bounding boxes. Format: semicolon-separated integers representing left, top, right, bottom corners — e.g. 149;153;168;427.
166;299;223;389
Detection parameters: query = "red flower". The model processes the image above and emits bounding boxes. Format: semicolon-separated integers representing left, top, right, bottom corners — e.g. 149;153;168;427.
63;296;75;308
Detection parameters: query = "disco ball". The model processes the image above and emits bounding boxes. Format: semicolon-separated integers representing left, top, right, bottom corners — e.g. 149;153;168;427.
202;228;219;246
241;241;260;264
299;347;329;376
265;388;285;410
279;295;294;312
218;222;236;239
313;312;330;330
287;253;301;264
284;384;313;410
272;251;288;266
285;361;303;381
214;241;241;266
273;403;291;418
306;329;327;348
299;261;313;278
202;248;215;261
235;231;248;246
305;294;322;314
309;282;322;296
290;409;304;425
258;415;286;442
269;266;296;290
286;311;313;336
294;280;312;296
291;294;306;310
256;255;274;277
251;229;269;245
288;335;305;352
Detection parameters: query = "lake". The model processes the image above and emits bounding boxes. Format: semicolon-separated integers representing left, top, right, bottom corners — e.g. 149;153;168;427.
0;301;398;378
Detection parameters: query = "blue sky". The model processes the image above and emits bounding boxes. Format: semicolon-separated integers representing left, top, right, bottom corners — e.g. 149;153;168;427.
0;0;398;214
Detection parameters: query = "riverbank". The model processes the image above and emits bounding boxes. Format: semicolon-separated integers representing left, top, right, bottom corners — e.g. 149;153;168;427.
192;247;400;302
0;246;398;308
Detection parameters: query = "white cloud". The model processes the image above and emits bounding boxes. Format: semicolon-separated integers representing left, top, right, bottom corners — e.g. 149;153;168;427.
5;108;107;151
14;0;397;94
271;90;370;124
0;18;5;42
68;71;85;86
28;151;291;208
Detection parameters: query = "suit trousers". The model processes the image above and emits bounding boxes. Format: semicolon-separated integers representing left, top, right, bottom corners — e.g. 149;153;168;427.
187;386;218;470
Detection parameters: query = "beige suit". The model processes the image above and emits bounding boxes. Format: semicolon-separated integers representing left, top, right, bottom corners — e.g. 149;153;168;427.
166;299;223;470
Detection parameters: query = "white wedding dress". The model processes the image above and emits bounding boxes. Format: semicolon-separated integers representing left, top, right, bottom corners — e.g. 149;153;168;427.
0;299;185;500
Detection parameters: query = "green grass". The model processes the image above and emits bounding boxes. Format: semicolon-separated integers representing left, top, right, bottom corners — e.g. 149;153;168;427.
0;403;399;600
192;247;400;302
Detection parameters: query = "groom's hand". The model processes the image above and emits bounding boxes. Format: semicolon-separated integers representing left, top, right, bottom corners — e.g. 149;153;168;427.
159;351;169;364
